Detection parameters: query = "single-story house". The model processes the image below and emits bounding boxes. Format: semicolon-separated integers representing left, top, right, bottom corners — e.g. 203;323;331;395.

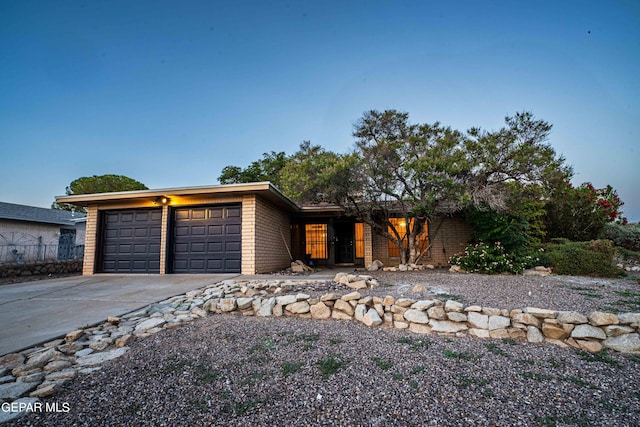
55;182;471;275
0;201;86;263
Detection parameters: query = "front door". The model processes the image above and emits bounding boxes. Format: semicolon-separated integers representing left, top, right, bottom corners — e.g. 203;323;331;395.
334;222;354;264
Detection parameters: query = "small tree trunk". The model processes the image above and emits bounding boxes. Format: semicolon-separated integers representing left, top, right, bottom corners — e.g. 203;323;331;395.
407;217;426;265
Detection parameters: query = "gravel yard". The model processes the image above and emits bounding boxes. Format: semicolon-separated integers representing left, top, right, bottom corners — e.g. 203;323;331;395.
9;271;640;427
367;271;640;315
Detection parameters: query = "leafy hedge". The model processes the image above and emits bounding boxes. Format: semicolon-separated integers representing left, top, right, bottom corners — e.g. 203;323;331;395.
600;223;640;252
539;239;624;278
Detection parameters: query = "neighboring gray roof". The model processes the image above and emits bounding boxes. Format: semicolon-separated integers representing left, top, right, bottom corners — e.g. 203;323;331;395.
0;202;86;226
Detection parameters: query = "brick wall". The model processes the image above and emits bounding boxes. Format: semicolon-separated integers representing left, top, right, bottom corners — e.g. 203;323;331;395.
250;196;292;274
364;223;373;267
370;216;472;267
241;196;256;274
83;205;99;275
427;217;473;266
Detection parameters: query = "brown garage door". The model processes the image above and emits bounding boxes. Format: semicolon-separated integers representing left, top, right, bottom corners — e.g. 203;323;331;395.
171;204;241;273
99;208;162;273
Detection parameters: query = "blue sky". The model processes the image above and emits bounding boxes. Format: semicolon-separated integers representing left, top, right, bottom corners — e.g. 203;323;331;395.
1;0;638;221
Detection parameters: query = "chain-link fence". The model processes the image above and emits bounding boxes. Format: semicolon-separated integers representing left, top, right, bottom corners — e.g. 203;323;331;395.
0;244;84;264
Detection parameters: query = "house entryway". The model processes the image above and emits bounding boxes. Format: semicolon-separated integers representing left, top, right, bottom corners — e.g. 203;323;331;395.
334;221;354;264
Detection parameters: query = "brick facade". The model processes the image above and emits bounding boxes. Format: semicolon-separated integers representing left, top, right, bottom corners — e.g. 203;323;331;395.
80;193;291;275
248;196;292;274
82;205;98;275
63;184;472;275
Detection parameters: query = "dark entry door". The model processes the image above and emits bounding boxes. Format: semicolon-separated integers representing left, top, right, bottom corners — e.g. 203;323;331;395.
334;222;354;264
171;204;242;273
100;209;162;273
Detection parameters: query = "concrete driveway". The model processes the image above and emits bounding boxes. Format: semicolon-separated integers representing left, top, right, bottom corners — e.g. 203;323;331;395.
0;274;237;356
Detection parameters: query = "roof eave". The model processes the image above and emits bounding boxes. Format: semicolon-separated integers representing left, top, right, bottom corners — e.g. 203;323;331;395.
55;182;300;212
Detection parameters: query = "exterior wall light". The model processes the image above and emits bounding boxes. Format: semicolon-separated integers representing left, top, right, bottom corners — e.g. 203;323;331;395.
152;196;171;205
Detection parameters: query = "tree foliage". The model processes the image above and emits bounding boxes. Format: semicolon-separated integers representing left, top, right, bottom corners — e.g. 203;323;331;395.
279;141;345;204
327;109;470;264
544;182;626;241
323;109;569;264
52;174;148;213
218;151;287;187
215;109;625;266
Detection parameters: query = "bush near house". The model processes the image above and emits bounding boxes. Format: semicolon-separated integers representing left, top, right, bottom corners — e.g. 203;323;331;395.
449;241;539;274
538;239;624;278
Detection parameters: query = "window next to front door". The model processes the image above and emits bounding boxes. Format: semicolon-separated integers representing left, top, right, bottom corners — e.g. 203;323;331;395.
305;224;328;260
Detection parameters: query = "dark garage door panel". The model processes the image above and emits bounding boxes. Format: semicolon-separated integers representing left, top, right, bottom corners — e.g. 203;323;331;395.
100;209;162;273
172;205;241;273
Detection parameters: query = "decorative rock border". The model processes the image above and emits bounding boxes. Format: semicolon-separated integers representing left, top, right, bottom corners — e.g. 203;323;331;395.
1;275;639;422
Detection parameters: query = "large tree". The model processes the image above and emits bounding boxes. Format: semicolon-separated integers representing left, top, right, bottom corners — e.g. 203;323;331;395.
324;110;470;264
325;110;570;264
52;174;148;213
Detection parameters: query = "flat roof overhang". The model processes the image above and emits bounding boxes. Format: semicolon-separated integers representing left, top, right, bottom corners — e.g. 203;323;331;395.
55;182;301;212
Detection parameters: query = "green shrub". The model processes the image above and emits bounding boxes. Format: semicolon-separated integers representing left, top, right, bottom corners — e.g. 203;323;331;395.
600;223;640;251
449;241;539;274
539;239;624;278
466;207;530;252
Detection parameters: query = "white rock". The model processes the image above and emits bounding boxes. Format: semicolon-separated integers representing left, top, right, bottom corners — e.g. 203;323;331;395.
444;300;464;313
310;302;331;319
429;320;468;333
134;317;166;332
218;298;237;312
488;315;511;331
23;348;59;370
410;300;436;311
363;309;383;327
571;324;606;340
236;297;254;310
604;325;635;337
469;328;491;339
403;309;430;324
604;333;640;353
618;312;640;325
447;312;467;323
333;299;353;316
394;321;409;329
341;292;361;301
467;312;489;330
75;347;130;366
275;295;297;305
257;298;276;317
526;326;544;343
286;301;310;314
354;304;367;322
347;280;368;290
557;311;588;325
525;307;557;319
